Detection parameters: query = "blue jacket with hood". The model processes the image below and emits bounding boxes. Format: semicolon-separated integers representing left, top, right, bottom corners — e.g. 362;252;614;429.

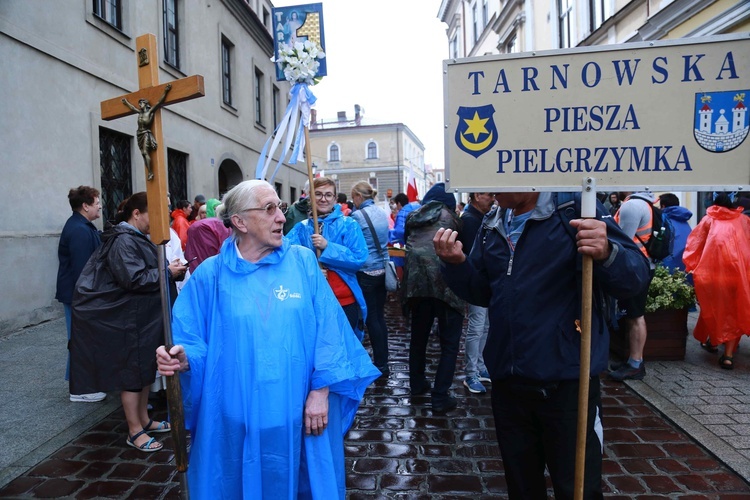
660;205;693;273
286;204;369;339
441;192;650;382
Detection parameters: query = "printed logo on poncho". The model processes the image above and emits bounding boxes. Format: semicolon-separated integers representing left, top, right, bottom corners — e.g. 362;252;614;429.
274;285;301;301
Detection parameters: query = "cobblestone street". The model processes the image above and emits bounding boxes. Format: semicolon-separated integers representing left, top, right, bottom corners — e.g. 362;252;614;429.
1;300;749;498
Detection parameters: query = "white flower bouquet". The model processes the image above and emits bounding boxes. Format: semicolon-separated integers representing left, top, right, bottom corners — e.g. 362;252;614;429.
273;40;326;85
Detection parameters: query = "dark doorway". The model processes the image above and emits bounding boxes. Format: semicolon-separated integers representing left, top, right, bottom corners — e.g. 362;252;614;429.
218;158;243;199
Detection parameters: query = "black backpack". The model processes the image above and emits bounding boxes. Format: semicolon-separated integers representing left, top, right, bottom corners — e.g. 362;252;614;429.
629;195;674;262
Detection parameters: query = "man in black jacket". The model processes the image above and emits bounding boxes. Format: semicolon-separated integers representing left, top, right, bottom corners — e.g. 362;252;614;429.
55;186;104;403
434;191;650;499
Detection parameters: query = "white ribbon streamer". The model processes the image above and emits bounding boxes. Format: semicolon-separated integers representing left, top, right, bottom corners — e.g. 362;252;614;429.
255;84;316;182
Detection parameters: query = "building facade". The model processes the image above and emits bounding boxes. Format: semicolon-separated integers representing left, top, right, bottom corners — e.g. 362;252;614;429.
0;0;309;333
439;0;503;58
308;108;429;204
438;0;750;218
440;0;749;57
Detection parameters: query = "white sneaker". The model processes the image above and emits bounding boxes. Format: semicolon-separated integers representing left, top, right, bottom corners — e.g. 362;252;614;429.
70;392;106;402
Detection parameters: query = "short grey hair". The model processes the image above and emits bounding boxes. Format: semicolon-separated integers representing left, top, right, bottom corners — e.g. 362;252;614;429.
220;180;274;232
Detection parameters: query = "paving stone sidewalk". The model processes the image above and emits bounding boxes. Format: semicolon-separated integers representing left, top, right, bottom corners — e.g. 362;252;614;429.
625;312;750;484
1;303;749;498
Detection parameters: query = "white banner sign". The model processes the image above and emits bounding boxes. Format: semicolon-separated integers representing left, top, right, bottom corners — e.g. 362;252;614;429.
444;35;750;192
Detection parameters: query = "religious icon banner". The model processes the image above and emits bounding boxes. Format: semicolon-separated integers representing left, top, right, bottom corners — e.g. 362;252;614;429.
272;3;327;82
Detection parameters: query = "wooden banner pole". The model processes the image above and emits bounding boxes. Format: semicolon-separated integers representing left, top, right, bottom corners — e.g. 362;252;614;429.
304;126;321;260
574;177;597;500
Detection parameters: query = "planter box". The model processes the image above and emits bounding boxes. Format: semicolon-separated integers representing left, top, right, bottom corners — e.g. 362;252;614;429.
610;308;689;361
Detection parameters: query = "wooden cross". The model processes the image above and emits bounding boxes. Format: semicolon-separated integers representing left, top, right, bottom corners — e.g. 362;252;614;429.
101;33;204;245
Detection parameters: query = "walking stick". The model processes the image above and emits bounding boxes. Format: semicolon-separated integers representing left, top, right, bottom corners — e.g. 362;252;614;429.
574;177;597;500
304;126;322;261
158;246;190;499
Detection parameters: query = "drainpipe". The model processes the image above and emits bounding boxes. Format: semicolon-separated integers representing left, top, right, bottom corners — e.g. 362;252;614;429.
396;126;402;193
462;1;467;57
525;0;534;51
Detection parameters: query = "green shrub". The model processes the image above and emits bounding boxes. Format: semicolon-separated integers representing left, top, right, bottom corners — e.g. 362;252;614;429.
645;265;696;313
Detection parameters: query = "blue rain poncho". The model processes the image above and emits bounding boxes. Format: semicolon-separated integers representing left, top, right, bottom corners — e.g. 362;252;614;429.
171;237;380;499
285;205;369;340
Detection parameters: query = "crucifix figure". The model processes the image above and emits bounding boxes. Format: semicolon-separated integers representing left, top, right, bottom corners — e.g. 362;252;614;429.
121;83;172;181
100;34;204;244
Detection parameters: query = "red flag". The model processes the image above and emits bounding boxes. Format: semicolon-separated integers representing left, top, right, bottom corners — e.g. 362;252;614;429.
406;166;418;202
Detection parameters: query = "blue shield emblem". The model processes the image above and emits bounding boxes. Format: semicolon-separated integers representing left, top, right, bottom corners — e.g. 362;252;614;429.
455;105;498;158
693;91;749;153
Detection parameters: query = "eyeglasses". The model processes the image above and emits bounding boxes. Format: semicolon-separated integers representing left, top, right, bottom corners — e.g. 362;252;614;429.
314;192;336;200
243;202;289;216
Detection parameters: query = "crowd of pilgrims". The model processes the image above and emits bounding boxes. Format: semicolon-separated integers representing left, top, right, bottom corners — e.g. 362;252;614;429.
55;180;750;498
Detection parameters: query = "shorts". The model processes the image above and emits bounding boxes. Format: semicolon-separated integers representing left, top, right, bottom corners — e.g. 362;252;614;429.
619;269;655;319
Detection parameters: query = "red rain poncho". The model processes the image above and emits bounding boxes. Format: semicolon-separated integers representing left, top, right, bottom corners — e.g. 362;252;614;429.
683;206;750;345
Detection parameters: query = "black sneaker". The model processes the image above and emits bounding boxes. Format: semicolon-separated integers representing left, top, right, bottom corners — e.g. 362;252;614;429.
410;380;432;396
609;362;646;381
431;396;458;414
609;361;627;371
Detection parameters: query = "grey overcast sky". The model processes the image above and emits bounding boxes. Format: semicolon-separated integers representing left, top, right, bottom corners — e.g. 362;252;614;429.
272;0;448;169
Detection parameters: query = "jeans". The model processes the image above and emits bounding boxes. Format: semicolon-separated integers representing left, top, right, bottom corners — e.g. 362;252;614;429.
64;303;72;381
464;304;489;378
357;272;389;369
409;297;463;401
491;377;604;500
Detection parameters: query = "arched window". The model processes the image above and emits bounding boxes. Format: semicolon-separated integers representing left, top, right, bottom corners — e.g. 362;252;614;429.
366;141;378;159
328;143;340;162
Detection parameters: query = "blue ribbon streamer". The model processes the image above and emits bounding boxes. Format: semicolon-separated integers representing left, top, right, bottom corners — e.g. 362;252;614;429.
255;83;317;182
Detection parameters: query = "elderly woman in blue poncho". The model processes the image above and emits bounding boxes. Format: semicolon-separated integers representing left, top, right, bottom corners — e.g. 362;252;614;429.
156;180;379;499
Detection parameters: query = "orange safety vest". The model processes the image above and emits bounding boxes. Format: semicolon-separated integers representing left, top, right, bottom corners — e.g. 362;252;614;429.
614;197;653;259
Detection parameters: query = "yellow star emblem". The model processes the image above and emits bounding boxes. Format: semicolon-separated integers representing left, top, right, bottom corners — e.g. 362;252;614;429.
463;112;490;141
